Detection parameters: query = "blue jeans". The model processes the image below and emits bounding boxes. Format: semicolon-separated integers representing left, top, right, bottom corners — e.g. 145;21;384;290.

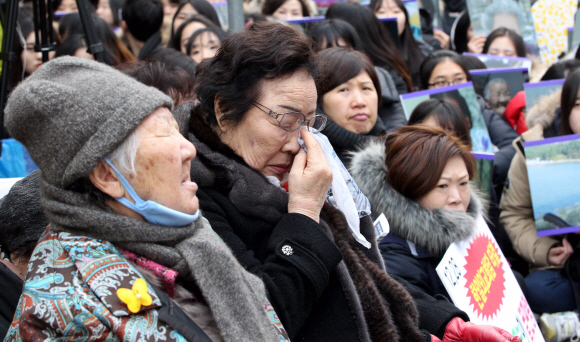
525;270;579;313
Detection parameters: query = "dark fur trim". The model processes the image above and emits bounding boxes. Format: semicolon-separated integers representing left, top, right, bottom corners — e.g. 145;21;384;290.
323;203;424;342
349;139;482;256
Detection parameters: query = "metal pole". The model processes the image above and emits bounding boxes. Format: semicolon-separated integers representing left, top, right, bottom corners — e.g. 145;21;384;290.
0;0;20;141
227;0;244;33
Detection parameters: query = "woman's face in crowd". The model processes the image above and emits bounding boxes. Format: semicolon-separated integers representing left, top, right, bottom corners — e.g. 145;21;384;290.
219;69;317;181
374;0;405;36
487;36;517;57
569;88;580;134
161;0;180;20
96;0;114;26
22;32;54;75
180;21;207;53
173;4;198;33
322;71;378;135
416;155;471;212
189;31;220;63
57;0;78;12
125;107;199;216
272;0;303;20
428;59;467;89
318;36;350;50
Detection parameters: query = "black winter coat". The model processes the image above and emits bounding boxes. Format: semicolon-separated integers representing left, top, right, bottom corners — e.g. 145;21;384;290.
379;234;450;299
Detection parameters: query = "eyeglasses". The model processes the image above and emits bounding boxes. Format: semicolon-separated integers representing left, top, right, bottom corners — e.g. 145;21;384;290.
252;101;327;133
428;77;467;88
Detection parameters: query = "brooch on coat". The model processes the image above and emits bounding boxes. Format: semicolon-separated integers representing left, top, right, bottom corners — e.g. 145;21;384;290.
117;278;153;313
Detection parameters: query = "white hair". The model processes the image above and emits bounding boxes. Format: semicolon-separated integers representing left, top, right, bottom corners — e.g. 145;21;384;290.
106;128;141;176
483;77;509;99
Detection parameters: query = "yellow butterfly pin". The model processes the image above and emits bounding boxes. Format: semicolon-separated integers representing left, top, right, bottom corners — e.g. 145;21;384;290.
117;278;153;313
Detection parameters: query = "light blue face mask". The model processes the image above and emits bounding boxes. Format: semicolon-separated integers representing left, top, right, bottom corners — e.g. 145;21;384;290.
105;159;199;226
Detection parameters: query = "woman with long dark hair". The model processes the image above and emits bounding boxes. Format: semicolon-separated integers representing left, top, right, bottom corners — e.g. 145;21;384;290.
308;19;363;51
326;2;413;95
482;27;527;58
369;0;430;88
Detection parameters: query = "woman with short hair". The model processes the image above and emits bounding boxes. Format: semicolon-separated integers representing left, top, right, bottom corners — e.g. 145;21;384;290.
350;125;481;299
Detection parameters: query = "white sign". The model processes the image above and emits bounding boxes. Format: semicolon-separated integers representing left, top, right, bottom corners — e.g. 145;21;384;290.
373;213;390;242
436;216;544;342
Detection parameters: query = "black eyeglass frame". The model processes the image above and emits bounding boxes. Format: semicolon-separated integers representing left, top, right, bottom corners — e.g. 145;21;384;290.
252;101;327;133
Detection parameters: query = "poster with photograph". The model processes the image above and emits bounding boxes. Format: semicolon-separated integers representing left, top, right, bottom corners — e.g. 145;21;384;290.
524;79;565;112
462;53;532;74
530;0;576;64
466;0;539;56
525;134;580;237
472;152;494;196
436;216;544;342
469;67;528;119
402;0;421;38
211;1;229;29
400;82;493;153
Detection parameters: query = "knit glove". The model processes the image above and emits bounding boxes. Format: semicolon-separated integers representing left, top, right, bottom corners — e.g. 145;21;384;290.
431;318;522;342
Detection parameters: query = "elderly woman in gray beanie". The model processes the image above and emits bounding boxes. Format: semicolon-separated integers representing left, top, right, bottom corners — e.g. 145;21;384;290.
2;57;286;342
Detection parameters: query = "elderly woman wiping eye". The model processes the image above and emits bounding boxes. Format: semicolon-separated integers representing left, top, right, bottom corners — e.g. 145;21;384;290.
187;21;521;342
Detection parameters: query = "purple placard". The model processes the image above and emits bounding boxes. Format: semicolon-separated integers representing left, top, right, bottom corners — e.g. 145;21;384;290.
379;17;398;22
524;79;565;89
401;0;415;3
568;27;575;32
469;67;528;76
285;16;325;24
538;226;580;237
400;81;474;100
472;152;495;160
524;132;580;148
462;52;531;63
211;1;227;6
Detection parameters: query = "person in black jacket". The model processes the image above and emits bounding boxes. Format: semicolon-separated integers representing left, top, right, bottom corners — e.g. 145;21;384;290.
350;125;483;299
309;22;408;134
190;21;521;342
316;48;387;165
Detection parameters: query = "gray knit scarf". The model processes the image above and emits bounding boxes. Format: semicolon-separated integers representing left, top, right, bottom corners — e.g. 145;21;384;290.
39;179;280;342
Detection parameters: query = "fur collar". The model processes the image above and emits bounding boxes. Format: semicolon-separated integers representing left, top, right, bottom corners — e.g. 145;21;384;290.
526;89;561;130
348;139;483;256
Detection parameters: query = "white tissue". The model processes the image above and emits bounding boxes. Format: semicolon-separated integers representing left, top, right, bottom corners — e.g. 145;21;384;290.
298;131;372;249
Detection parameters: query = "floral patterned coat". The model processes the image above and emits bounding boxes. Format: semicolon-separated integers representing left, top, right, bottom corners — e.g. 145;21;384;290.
4;227;198;342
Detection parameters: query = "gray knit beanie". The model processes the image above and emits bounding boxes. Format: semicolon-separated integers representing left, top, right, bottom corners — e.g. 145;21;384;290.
4;57;173;189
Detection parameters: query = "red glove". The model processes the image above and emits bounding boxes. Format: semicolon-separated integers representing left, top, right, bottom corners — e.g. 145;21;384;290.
431;318;522;342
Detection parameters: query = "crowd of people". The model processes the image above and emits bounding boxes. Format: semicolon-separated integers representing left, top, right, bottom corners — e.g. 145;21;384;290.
0;0;579;341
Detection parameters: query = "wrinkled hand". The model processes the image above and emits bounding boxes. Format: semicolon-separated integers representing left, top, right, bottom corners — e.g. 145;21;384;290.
467;35;487;54
431;318;521;342
434;29;450;50
288;130;333;223
548;238;573;266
